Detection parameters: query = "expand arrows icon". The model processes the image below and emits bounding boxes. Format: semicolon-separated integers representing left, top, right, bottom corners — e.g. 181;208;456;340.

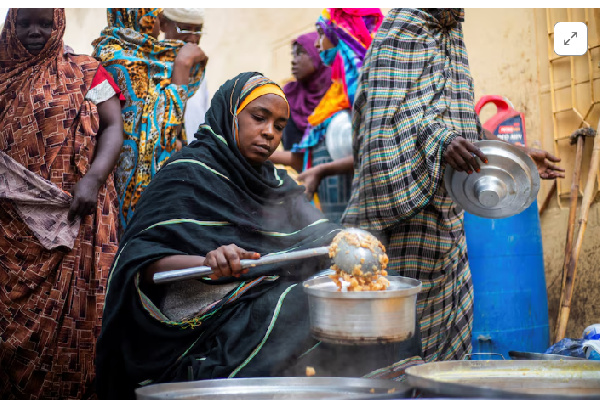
564;32;578;45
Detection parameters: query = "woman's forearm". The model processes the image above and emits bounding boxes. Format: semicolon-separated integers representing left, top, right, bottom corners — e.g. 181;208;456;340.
87;96;124;185
317;155;354;177
143;254;206;285
270;150;303;172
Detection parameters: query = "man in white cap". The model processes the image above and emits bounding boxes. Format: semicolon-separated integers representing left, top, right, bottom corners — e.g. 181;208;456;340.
160;8;210;144
160;8;205;45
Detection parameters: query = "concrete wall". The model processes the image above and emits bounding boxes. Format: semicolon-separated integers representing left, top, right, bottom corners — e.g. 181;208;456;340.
62;8;599;340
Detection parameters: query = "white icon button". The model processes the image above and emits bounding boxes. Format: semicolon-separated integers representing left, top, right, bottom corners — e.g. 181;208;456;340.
554;22;588;56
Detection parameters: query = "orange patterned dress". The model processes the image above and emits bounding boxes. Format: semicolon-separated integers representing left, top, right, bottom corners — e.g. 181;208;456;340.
0;8;120;399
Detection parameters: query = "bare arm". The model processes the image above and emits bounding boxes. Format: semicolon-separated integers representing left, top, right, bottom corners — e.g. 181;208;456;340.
297;155;354;200
68;95;124;221
171;43;208;86
482;128;564;179
270;150;303;172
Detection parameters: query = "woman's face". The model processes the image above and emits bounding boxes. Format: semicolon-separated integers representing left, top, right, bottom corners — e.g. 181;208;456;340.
291;43;316;82
16;8;54;55
237;94;288;166
315;26;334;52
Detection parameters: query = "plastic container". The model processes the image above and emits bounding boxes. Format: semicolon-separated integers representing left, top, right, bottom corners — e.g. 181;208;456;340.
475;95;526;146
465;96;549;359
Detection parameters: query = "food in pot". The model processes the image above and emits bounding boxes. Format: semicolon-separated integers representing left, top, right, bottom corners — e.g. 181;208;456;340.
328;230;389;291
305;366;316;377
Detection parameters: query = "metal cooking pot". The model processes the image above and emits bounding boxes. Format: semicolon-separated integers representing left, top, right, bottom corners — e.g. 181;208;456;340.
303;276;422;345
508;350;584;361
406;359;600;398
445;140;540;219
135;377;411;399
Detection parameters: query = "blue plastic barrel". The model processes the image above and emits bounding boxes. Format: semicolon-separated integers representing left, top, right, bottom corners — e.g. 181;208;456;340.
464;201;550;360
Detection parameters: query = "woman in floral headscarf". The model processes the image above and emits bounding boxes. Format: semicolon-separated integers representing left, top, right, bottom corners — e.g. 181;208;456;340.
272;8;383;223
0;8;123;399
92;9;207;236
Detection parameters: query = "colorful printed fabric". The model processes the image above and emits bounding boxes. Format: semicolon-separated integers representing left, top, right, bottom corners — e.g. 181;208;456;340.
292;8;382;223
295;8;383;147
342;8;483;362
92;8;204;235
0;151;80;250
0;8;120;399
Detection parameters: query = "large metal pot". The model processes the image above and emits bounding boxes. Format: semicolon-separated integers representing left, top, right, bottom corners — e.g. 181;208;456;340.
406;359;600;398
303;276;422;345
135;377;411;399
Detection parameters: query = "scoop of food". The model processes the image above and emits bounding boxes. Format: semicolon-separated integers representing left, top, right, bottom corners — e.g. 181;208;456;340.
328;229;390;292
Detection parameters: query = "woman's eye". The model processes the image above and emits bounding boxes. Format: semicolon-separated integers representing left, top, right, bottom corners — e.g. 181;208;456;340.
275;125;284;131
42;22;53;28
252;114;265;122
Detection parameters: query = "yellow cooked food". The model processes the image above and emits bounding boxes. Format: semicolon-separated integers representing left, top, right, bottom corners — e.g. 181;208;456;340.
328;230;390;292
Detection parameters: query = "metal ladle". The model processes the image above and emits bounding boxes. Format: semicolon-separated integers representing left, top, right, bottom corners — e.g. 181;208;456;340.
153;228;385;284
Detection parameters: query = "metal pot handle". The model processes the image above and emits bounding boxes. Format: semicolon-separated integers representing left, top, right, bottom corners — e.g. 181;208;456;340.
463;352;506;360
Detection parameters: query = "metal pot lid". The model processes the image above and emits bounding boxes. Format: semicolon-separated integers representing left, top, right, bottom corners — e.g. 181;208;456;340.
444;140;540;219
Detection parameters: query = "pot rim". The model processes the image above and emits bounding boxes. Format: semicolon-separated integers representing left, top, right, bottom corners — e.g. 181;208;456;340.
303;275;422;299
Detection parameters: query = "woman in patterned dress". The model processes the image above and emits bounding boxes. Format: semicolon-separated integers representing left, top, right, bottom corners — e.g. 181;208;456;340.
92;8;207;236
0;8;123;399
272;8;383;224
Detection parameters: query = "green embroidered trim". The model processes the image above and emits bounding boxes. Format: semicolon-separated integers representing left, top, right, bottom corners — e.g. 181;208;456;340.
143;219;230;232
298;341;321;359
166;158;230;181
205;125;227;145
256;219;330;237
273;167;283;186
228;283;297;377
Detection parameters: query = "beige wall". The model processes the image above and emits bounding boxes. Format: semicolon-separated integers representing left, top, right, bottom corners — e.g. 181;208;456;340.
64;8;599;339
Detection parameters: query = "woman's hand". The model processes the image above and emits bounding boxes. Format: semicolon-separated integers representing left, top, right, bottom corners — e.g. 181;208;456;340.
172;43;208;85
68;174;101;222
297;165;323;201
523;147;565;180
444;136;488;173
204;244;260;280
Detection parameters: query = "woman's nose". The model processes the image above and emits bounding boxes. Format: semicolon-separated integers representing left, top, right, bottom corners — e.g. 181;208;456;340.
263;124;275;138
314;38;321;50
29;26;42;37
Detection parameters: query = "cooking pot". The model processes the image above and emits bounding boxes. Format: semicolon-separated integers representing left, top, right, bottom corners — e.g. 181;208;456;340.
135;377;411;399
406;359;600;398
508;350;584;361
303;276;421;345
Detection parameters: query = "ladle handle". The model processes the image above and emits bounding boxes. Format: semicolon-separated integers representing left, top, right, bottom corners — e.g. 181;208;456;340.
153;246;330;284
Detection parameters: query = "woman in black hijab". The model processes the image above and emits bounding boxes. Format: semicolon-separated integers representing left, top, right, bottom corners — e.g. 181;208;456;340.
96;72;416;400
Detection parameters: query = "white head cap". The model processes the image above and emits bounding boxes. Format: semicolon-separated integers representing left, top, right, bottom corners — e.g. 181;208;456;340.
163;8;205;25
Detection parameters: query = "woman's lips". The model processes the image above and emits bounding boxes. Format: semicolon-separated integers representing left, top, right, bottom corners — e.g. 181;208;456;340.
27;43;44;50
253;145;270;155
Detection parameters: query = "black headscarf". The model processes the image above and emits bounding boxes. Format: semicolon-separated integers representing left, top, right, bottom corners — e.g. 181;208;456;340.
96;72;341;399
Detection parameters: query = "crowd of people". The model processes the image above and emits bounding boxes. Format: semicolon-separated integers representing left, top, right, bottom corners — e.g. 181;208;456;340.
0;7;564;400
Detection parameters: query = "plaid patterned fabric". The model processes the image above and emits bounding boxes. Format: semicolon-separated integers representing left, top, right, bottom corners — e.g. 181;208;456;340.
342;8;482;361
